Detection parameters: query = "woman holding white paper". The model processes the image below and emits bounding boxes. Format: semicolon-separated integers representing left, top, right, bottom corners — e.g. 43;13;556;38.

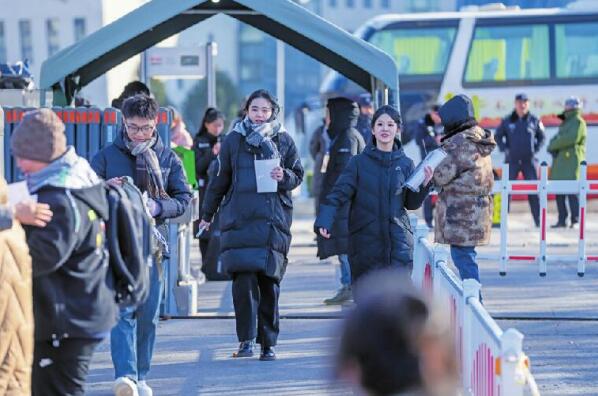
199;90;303;361
315;105;433;291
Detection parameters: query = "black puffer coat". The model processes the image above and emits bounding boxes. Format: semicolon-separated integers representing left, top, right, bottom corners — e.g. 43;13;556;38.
315;143;428;282
317;98;365;259
201;125;304;281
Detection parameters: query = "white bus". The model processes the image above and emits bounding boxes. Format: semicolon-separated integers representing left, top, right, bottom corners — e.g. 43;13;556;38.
320;2;598;171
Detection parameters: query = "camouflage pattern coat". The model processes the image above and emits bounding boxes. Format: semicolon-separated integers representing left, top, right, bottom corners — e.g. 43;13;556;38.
433;126;496;246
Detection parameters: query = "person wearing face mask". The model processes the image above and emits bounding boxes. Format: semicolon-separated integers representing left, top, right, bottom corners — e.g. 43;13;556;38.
316;97;365;305
193;107;225;260
91;94;192;396
198;89;304;361
314;105;432;290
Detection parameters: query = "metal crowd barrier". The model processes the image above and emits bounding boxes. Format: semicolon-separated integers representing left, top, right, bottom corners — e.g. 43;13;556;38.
2;105;172;182
487;162;597;277
3;105;203;315
412;220;539;396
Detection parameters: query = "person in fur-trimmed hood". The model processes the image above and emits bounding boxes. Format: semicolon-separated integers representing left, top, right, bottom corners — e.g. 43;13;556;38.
433;94;496;288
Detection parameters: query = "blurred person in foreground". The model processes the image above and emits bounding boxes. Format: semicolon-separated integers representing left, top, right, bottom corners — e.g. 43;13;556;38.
336;269;459;396
169;108;193;149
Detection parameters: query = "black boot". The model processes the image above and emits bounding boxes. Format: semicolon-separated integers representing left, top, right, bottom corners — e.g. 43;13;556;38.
260;346;276;361
233;340;255;358
551;222;566;228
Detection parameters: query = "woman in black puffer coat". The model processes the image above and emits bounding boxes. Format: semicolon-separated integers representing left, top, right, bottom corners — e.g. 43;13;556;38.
315;105;432;289
199;90;303;361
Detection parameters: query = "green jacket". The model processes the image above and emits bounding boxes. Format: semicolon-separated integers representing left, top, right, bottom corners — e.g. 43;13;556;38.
547;109;586;180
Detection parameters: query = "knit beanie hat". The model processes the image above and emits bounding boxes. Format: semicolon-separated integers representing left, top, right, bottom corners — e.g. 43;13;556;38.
11;108;67;163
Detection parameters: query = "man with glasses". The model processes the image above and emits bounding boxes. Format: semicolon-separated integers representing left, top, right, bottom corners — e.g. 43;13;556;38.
92;95;191;396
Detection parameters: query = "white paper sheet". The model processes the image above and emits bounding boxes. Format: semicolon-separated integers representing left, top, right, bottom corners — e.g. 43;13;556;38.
405;148;447;192
8;181;36;207
254;158;280;193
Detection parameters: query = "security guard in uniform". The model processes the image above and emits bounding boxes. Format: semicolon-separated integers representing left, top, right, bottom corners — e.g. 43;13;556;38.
494;93;545;227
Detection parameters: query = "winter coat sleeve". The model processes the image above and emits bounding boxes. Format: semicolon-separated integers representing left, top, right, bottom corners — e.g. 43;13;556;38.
0;205;13;231
494;119;508;152
534;120;546;153
90;151;107;179
278;137;304;192
155;153;192;220
547;118;585;152
314;157;358;232
193;140;214;179
403;160;430;210
351;132;366;155
25;193;76;277
201;134;234;222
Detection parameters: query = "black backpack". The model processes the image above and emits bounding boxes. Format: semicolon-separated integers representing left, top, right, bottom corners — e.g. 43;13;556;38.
105;178;153;308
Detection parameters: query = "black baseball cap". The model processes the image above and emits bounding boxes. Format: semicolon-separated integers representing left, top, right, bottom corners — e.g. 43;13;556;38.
515;93;529;101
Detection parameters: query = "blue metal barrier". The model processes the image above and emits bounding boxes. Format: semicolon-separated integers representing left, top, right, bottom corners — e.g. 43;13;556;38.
75;107;89;160
88;107;102;161
63;107;76;147
101;107;120;145
3;107;13;182
157;107;171;145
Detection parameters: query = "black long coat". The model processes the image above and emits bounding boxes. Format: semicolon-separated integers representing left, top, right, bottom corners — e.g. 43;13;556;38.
201;127;304;281
316;99;365;259
315;143;427;282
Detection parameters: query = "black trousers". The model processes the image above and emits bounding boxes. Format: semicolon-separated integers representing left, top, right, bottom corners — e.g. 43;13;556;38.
509;160;540;225
32;338;100;396
556;194;579;224
232;272;280;347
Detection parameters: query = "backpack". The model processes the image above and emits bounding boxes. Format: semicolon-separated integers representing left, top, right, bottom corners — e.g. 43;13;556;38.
105;177;153;308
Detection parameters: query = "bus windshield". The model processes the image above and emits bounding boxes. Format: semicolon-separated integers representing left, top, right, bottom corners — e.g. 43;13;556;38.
368;26;457;77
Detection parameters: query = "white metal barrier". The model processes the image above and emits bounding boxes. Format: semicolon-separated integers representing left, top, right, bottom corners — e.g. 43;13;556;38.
412;223;539;396
488;161;597;277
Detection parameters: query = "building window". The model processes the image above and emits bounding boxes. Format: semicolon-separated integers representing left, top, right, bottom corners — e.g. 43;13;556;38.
346;0;355;7
364;0;373;7
381;0;390;8
46;18;60;56
19;20;33;63
74;17;86;42
329;0;337;6
0;22;6;63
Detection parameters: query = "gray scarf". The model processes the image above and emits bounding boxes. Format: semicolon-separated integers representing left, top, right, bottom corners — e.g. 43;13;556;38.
27;147;100;193
234;116;282;159
124;131;169;200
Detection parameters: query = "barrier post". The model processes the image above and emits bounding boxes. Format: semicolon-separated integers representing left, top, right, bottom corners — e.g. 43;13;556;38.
63;107;76;146
499;163;509;275
432;246;450;294
87;107;102;160
577;161;588;277
500;329;525;396
462;279;481;392
412;223;429;289
11;108;25;182
101;108;119;145
75;107;89;160
539;162;548;276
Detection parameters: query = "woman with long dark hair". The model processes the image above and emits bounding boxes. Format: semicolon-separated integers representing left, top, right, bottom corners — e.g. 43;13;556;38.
315;105;432;288
193;107;225;260
199;90;303;361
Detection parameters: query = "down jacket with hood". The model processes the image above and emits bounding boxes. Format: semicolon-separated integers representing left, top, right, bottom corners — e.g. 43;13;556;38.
316;98;365;260
201;120;304;281
315;142;428;283
433;95;496;246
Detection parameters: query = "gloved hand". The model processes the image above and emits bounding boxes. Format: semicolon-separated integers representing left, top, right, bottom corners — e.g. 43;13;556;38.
146;198;161;217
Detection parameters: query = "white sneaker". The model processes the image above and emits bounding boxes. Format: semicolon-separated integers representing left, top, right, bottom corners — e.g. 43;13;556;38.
137;381;153;396
113;377;139;396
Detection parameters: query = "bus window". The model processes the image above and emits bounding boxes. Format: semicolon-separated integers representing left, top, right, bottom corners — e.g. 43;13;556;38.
555;21;598;79
464;24;549;83
369;27;456;76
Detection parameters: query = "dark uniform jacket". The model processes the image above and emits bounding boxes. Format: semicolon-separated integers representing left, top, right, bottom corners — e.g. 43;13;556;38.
494;111;544;163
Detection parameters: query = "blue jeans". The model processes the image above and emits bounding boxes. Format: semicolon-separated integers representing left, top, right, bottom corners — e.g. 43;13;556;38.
111;261;163;381
339;254;351;287
450;245;480;283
